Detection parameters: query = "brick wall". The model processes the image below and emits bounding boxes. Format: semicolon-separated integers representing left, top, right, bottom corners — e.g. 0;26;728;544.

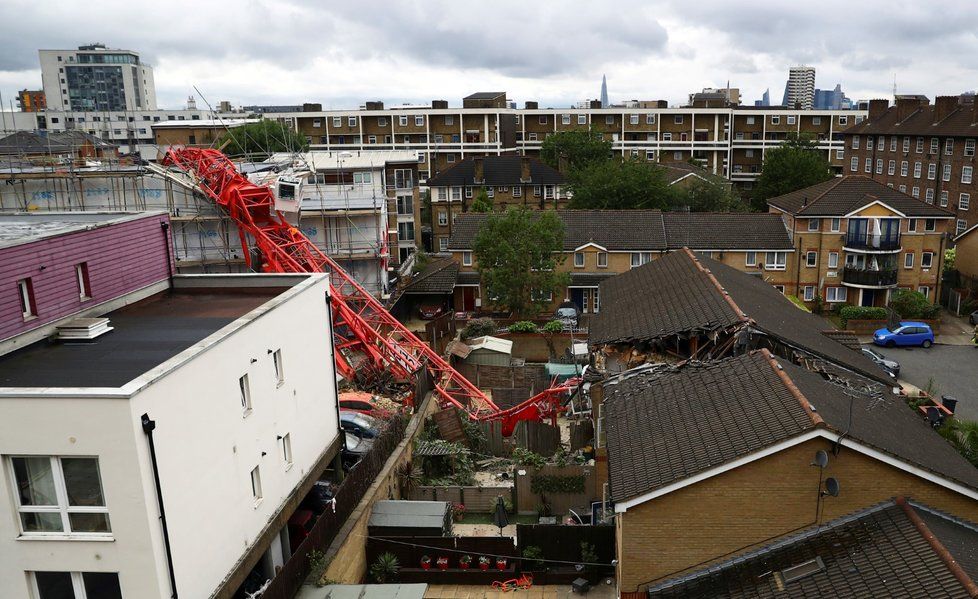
616;437;978;593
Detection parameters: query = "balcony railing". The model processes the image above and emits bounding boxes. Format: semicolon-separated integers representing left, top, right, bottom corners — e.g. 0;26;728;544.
844;232;901;251
842;267;898;287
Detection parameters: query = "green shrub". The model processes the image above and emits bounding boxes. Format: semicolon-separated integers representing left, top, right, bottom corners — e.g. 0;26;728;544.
839;305;888;327
461;317;497;339
369;552;399;583
530;474;586;494
889;289;940;320
522;545;545;570
542;320;564;334
509;320;539;333
512;447;547;468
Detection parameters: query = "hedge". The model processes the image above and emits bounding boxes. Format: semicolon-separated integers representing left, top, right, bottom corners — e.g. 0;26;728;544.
530;474;586;495
839;306;888;328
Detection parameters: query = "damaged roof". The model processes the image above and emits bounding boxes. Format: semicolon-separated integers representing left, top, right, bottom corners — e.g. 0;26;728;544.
648;499;978;598
590;249;890;385
400;258;458;295
603;351;978;504
767;175;955;217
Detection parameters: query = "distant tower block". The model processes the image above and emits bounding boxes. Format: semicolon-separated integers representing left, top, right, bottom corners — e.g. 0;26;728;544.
600;75;609;108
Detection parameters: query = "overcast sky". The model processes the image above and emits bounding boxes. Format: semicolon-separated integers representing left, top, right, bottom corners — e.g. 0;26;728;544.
1;0;976;111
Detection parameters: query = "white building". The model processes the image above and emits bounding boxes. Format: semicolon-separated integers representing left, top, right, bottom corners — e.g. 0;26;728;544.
40;44;156;112
0;273;343;599
787;66;816;110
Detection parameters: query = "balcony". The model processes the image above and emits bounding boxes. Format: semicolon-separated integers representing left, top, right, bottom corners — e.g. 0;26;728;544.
842;267;898;288
844;232;901;252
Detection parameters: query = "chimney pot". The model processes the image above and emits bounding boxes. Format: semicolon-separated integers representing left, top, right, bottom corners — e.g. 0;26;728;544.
473;157;484;184
520;157;531;183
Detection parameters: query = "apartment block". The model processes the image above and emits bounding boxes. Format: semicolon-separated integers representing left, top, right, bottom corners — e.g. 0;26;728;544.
151;118;259;150
40;44;156;112
17;89;46;112
844;95;978;235
768;176;955;307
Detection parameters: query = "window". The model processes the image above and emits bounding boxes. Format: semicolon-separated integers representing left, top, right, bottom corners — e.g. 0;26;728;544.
876;159;884;175
963;166;974;184
826;287;847;303
272;349;285;386
836;149;844;160
913;162;922;178
805;251;817;267
904;252;914;269
787;115;797;125
887;160;895;175
674;115;684;124
850;157;859;172
771;115;780;125
367;135;376;144
487;187;495;198
774;285;786;294
312;118;322;128
597;252;608;268
919;286;930;299
807;218;819;232
281;433;293;468
11;456;110;535
578;114;587;125
418;152;426;163
746;116;756;125
437;210;448;226
765;251;787;271
851;135;860;149
436;187;447;201
447;153;456;163
574;252;585;267
911;186;920;198
538;115;547;125
513;186;522;197
30;571;122;599
605;115;615;125
629;114;639;125
813;116;822;126
544;185;555;199
803;286;815;301
646;114;655;124
533;185;541;196
239;374;252;414
901;161;909;177
464;187;473;199
828;252;839;268
745;251;757;266
673;151;683;161
908;218;918;232
945;139;954;155
925;218;937;232
331;117;341;127
925;188;934;203
961;193;971;210
899;185;907;193
462;251;473;266
396;195;413;215
915;137;924;153
930;137;939;154
397;221;415;242
830;218;841;232
348;116;357;127
250;466;263;503
414;116;424;127
438;237;448;252
398;115;408;126
921;252;934;269
927;163;936;180
876;136;885;150
746;149;755;158
444;115;453;125
561;114;571;125
966;139;976;157
957;219;968;235
889;137;897;152
18;277;36;319
631;252;652;268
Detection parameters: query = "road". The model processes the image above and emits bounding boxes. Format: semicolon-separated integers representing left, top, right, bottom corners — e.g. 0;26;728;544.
870;344;978;421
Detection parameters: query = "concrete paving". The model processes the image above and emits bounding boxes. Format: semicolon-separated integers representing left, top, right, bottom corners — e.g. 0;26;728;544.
870;343;978;421
425;580;617;598
856;310;977;346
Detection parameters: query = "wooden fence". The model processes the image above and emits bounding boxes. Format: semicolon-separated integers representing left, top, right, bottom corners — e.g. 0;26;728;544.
569;420;594;452
410;485;514;513
367;536;520;584
455;362;548;392
425;312;456;354
512;420;560;457
515;464;597;515
516;524;615;577
259;415;409;599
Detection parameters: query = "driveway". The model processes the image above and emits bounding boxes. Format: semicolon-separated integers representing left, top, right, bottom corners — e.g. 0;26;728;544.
870;344;978;421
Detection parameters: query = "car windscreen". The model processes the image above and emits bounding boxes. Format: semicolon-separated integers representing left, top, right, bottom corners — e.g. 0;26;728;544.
556;308;577;317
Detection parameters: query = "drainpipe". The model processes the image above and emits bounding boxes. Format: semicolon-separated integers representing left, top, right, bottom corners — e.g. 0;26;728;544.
141;413;178;599
160;220;174;279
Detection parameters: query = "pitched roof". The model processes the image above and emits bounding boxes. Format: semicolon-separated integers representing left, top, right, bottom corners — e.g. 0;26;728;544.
846;99;978;137
658;162;727;186
447;210;667;251
603;351;978;504
767;175;955;217
0;130;116;156
401;258;458;295
590;249;890;385
463;92;506;100
648;499;978;598
662;212;793;250
427;156;565;187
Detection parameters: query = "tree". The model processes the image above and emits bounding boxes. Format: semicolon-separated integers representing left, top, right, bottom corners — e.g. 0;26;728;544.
540;127;612;172
568;158;674;210
217;119;309;157
470;188;493;212
473;208;569;316
750;133;832;211
672;179;749;212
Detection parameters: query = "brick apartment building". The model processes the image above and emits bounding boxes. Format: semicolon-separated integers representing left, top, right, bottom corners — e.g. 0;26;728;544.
266;92;865;192
767;176;954;308
843;94;978;236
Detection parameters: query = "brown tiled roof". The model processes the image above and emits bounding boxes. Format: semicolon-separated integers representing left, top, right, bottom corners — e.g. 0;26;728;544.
447;210;668;251
590;250;889;385
648;499;978;598
767;175;955;217
820;329;862;351
427;156;565;187
846;100;978;137
603;351;978;504
401;258;458;295
663;212;793;250
659;162;717;185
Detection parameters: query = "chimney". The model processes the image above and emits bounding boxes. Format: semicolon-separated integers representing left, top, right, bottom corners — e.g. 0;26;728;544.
520;157;531;183
589;100;602;109
896;97;925;122
867;99;889;121
656;100;668;108
431;99;448;109
934;95;957;123
525;101;538;109
473;157;484;183
364;101;384;110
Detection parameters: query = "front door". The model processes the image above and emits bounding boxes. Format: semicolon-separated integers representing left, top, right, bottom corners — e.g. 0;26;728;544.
570;288;585;313
461;287;476;311
861;289;876;307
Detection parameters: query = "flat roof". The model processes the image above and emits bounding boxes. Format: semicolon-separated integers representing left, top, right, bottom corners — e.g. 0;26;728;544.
0;211;165;249
0;289;280;388
268;150;420;168
151;119;258;129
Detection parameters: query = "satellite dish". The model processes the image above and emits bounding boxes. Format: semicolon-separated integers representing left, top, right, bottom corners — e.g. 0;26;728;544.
824;477;841;497
814;450;829;468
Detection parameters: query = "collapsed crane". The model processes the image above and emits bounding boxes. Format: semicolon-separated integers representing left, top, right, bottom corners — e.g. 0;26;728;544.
161;147;573;435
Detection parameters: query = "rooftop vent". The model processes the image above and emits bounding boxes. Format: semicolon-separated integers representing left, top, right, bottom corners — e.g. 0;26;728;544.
776;556;826;588
56;317;113;341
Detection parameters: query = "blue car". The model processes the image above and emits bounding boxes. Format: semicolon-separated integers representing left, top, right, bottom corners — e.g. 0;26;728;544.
872;322;935;348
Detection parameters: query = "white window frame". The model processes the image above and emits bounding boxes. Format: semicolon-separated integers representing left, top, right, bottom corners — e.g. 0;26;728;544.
281;434;293;468
903;137;910;152
916;137;924;153
930;137;939;154
963;166;974;184
808;218;819;232
513;185;522;198
348;116;357;128
908;219;918;232
813;116;822;125
561;114;570;125
629;114;639;125
746;116;756;125
606;115;615;125
904;252;914;269
399;115;408;126
890;137;897;152
877;136;885;151
851;135;860;149
771;115;780;125
240;373;252;415
806;251;817;267
764;251;787;271
464;187;473;199
826;287;847;303
787;115;797;125
439;237;449;251
437;210;448;226
912;186;920;198
828;252;839;269
437;187;447;201
850;157;858;172
925;188;934;203
29;571;122;599
646;114;655;125
966;139;976;157
414;115;424;127
888;160;895;176
945;139;954;155
574;252;585;268
445;115;453;125
578;114;587;125
745;251;757;267
919;286;930;299
597;252;608;268
921;252;934;269
674;115;683;124
927;163;937;180
462;251;472;266
9;456;111;538
538;115;547;125
803;286;815;301
913;162;922;178
332;116;342;128
876;159;884;175
901;161;909;177
865;158;872;173
960;193;970;211
836;149;844;160
250;466;263;504
957;219;968;235
830;218;841;232
18;278;36;319
377;117;387;127
273;349;285;386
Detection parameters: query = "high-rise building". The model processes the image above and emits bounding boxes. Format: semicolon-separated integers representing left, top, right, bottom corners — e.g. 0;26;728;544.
600;74;609;108
39;43;156;111
754;88;771;107
785;66;816;109
16;89;45;112
814;83;852;110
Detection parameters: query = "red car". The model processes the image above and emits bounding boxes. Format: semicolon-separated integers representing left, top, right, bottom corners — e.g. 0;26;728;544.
418;304;448;320
338;391;394;420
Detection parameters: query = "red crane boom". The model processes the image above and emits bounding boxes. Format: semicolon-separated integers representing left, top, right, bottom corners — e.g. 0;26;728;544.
161;147;572;434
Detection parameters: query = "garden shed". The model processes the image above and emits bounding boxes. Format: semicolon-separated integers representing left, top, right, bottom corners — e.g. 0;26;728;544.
368;500;452;537
463;336;513;366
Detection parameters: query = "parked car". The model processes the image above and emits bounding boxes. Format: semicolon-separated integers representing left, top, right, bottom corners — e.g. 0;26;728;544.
554;301;580;329
872;322;935;348
341;432;373;470
340;410;382;439
969;310;978;326
860;346;901;378
418;303;448;320
339;393;394;420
